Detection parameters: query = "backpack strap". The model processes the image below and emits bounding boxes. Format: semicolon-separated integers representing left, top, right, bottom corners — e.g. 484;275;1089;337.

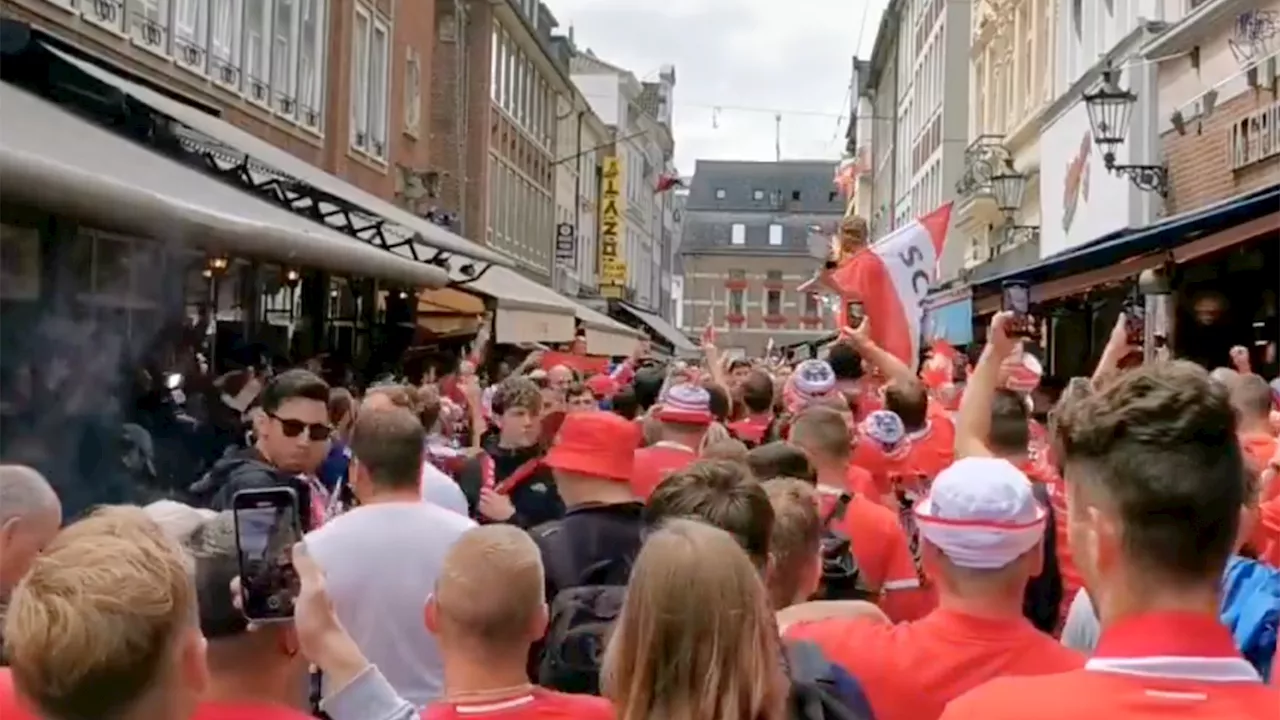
822;492;853;529
785;640;835;685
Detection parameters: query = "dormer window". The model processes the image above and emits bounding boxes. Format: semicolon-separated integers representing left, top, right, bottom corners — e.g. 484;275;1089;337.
715;188;727;199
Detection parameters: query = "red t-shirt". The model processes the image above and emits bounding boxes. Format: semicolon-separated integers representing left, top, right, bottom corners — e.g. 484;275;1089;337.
939;612;1279;720
787;608;1085;720
631;443;699;500
423;688;615;719
818;487;929;622
727;413;772;446
192;701;315;720
0;670;35;720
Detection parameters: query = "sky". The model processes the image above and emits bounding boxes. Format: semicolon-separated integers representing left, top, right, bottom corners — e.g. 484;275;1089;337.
543;0;890;174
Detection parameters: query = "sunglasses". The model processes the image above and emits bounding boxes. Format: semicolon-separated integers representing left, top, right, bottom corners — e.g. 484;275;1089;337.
269;412;332;442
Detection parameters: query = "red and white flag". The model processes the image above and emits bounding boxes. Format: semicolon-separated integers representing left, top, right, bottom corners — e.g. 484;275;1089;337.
828;204;952;369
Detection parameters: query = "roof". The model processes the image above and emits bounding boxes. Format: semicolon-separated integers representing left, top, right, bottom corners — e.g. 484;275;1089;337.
684;160;843;213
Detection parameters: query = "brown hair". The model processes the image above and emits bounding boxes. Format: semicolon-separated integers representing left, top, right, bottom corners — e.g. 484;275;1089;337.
740;370;776;414
4;506;196;720
491;377;542;416
645;460;774;569
746;441;816;483
350;406;426;490
788;407;852;462
762;478;823;610
416;384;443;431
435;525;544;649
328;387;355;426
363;383;417;412
884;378;929;431
702;438;750;463
602;519;788;720
1053;360;1244;585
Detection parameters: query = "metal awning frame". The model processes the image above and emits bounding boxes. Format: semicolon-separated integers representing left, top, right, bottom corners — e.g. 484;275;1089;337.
167;126;493;287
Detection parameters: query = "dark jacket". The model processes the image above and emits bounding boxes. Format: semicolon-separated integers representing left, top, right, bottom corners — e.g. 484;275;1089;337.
534;501;647;600
455;439;563;528
187;448;317;531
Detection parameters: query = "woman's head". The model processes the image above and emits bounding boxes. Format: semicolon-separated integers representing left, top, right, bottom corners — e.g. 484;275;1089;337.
602;518;788;720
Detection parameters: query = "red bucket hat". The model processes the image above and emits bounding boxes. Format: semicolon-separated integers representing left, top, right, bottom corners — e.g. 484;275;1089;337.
544;411;640;482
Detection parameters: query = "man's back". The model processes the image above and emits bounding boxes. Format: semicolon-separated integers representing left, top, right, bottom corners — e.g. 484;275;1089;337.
305;501;475;707
941;666;1280;720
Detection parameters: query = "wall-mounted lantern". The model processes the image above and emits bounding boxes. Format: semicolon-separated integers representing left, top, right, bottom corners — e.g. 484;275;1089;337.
1082;68;1169;197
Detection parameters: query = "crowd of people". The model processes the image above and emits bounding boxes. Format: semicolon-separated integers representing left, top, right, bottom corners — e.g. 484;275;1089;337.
0;310;1277;720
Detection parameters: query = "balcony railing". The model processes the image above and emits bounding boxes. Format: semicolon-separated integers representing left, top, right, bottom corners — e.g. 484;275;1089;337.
956;134;1010;199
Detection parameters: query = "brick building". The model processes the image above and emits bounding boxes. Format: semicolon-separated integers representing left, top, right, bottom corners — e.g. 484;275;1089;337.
3;0;440;209
679;160;844;358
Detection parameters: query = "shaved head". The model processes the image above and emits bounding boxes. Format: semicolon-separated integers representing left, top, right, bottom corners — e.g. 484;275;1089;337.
432;525;545;647
0;465;62;597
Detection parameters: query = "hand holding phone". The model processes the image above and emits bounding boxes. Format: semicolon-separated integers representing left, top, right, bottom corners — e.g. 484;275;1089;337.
1001;281;1032;337
233;487;303;622
845;300;866;329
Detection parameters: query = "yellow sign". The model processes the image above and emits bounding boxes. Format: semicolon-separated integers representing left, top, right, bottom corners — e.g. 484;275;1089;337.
599;156;626;288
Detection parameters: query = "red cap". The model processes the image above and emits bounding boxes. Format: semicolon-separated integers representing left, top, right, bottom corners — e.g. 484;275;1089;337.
585;373;618;398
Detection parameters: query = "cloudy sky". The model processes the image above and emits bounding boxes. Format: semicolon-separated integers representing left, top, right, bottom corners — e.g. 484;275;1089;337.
543;0;890;174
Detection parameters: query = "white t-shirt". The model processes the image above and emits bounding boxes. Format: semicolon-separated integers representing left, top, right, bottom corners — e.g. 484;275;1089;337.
421;461;469;515
305;501;475;708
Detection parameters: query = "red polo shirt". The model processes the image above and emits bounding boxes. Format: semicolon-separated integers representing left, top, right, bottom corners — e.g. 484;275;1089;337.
424;688;615;719
940;612;1278;720
631;442;699;500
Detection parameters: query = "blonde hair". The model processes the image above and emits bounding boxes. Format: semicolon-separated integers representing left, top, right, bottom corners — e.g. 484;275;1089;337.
602;518;788;720
143;500;216;545
435;525;545;648
763;478;823;610
4;505;196;720
789;406;852;461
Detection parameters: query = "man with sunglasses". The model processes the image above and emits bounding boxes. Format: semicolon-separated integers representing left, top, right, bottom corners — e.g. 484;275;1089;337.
190;369;333;529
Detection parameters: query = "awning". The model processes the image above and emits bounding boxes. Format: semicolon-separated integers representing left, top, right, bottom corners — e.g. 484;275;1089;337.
614;302;700;356
43;44;512;280
979;184;1280;296
924;293;974;346
0;82;449;288
462;267;643;352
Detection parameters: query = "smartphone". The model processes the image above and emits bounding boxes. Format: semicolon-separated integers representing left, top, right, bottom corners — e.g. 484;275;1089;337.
1001;281;1031;336
845;300;866;328
233;487;303;622
1123;293;1145;346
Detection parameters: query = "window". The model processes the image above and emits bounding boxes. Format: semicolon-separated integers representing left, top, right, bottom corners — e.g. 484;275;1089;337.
768;223;783;246
714;188;726;199
766;288;781;316
270;0;299;115
210;0;241;86
804;292;819;317
728;289;745;317
490;26;500;101
730;223;746;245
752;189;764;200
130;0;170;53
404;48;421;135
297;0;325;129
173;0;206;71
350;5;390;159
243;0;271;103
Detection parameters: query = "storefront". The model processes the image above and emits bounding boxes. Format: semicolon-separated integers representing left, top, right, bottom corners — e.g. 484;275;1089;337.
923;288;975;348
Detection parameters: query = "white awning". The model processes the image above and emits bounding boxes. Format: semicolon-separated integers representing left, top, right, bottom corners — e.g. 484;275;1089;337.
44;44;513;273
465;267;644;352
615;302;700;356
0;83;449;288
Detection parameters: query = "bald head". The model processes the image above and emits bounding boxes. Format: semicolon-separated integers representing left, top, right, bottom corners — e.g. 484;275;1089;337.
548;364;574;386
0;465;62;596
431;525;545;648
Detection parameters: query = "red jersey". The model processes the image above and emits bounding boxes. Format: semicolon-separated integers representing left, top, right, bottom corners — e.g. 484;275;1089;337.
0;671;35;720
423;688;615;719
788;608;1084;720
631;442;699;500
727;413;772;446
193;702;314;720
940;612;1279;720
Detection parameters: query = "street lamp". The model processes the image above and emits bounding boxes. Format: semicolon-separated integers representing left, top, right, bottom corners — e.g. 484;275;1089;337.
1082;68;1169;197
989;159;1039;249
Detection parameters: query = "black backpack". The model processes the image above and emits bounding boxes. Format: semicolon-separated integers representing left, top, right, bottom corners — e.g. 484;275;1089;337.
533;524;631;695
816;493;877;602
787;640;876;720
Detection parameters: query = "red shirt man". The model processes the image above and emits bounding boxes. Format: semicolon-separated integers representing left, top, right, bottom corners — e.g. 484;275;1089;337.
941;362;1280;719
631;383;714;500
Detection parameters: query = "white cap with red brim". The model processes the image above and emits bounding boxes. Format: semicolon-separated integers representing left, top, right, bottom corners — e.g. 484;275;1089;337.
914;457;1048;569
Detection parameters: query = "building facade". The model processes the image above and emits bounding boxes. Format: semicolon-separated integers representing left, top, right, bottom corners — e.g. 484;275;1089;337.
953;0;1055;272
1150;0;1279;215
679;160;843;358
570;53;675;313
5;0;436;205
858;0;971;278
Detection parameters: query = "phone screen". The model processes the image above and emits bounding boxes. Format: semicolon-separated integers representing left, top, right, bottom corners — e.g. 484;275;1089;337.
233;489;302;622
1003;284;1030;315
845;300;865;327
1124;299;1145;345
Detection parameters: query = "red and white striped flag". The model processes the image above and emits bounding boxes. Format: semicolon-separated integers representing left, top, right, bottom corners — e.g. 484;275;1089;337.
828;204;952;369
